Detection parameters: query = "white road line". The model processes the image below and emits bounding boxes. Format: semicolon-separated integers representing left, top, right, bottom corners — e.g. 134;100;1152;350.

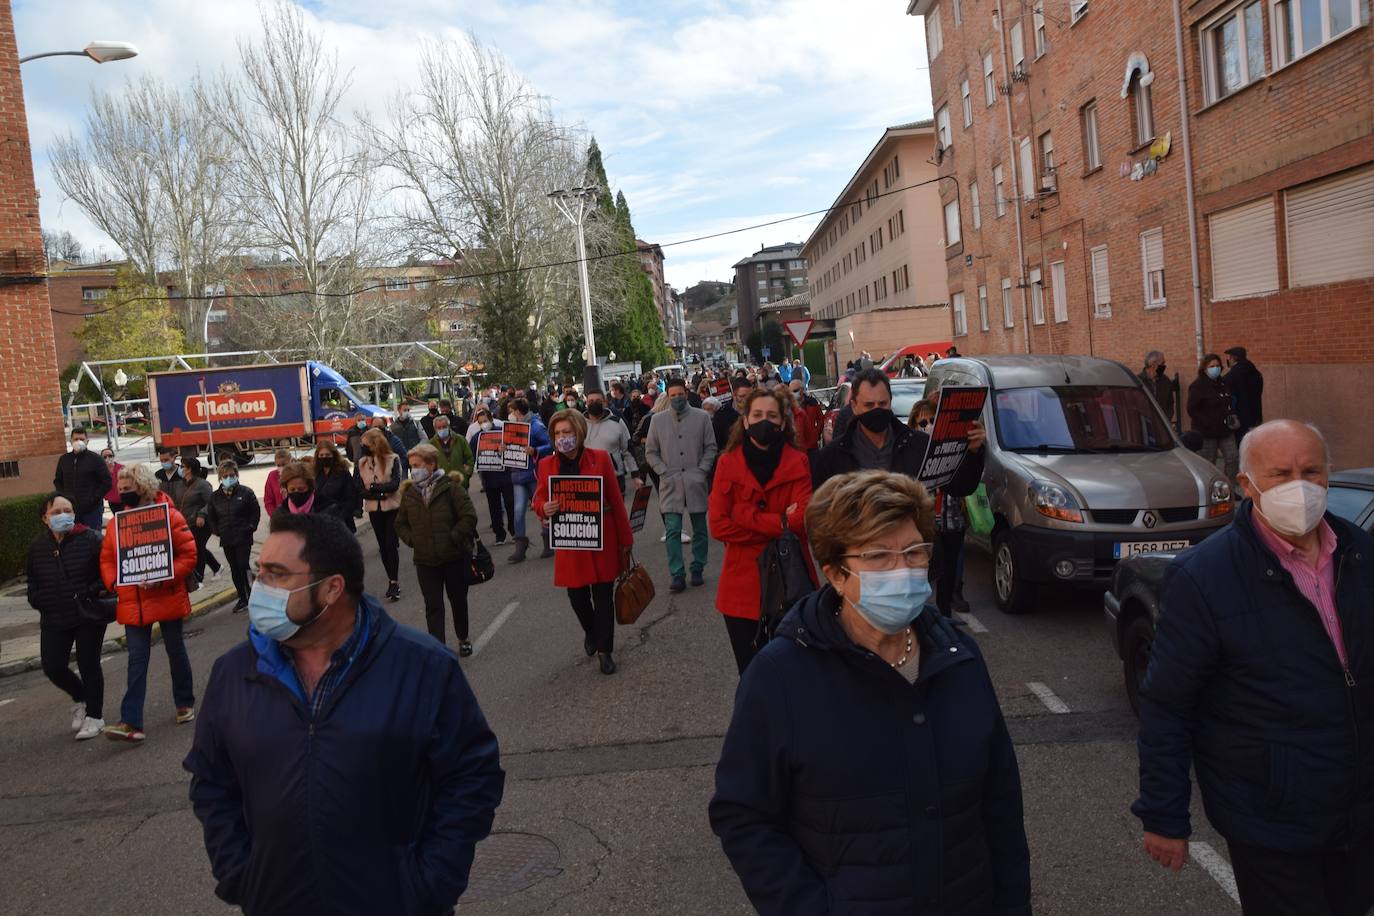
471;601;520;656
1026;681;1071;715
955;611;988;633
1188;841;1240;905
0;698;15;707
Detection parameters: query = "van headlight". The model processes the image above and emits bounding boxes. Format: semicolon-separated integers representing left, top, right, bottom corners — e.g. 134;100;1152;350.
1029;480;1083;523
1208;478;1233;517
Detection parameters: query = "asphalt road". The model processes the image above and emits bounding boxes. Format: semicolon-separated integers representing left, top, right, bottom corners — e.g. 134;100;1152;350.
0;492;1243;915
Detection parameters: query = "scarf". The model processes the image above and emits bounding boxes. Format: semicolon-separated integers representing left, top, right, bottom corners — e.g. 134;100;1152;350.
287;492;316;514
742;439;785;487
415;471;441;504
557;449;583;477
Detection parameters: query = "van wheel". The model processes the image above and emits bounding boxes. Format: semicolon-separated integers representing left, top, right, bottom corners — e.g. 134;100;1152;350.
992;531;1037;614
1122;615;1154;716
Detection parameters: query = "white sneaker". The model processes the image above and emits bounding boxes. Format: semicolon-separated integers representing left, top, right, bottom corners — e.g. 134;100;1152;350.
75;717;105;741
659;533;667;542
681;531;692;543
71;703;85;731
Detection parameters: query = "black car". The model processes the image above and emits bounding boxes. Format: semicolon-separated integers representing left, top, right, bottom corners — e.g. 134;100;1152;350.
1105;469;1374;714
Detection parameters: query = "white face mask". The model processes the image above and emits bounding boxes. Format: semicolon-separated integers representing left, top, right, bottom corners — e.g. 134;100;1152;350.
1256;479;1328;538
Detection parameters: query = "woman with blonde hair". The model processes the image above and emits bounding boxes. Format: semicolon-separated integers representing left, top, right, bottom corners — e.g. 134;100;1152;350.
355;427;403;601
310;439;358;532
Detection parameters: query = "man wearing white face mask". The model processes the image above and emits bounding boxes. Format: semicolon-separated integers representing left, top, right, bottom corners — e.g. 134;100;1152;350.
1135;419;1374;916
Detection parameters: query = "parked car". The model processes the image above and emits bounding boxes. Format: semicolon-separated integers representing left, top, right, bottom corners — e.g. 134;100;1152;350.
820;378;927;445
1106;468;1374;714
924;355;1235;614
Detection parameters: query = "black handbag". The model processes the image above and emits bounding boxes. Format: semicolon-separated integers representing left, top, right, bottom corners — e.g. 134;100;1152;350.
754;529;817;650
464;538;495;586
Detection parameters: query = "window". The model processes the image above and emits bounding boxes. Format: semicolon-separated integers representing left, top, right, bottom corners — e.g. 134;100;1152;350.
1051;260;1068;322
993;165;1007;216
944;199;962;246
1030;268;1045;324
1202;1;1266;103
790;259;805;269
1071;0;1090;22
1010;20;1026;69
983;53;997;106
978;284;990;331
952;291;968;336
756;263;766;274
1140;228;1167;307
1285;164;1374;287
1019;137;1036;201
1040;130;1055;173
936;105;951;147
971;181;982;230
447;320;463;333
928;3;944;59
384;276;410;291
1001;278;1015;328
1090;245;1112;317
81;287;109;301
1082;100;1101;171
206;309;228;323
1034;6;1048;56
203;283;226;297
953;0;963;25
1273;0;1367;67
759;296;769;304
758;278;768;288
851;202;862;221
1209;198;1280;299
961;80;973;127
1129;72;1155;147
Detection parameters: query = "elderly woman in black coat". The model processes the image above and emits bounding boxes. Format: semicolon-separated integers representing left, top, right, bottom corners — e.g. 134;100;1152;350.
709;469;1030;915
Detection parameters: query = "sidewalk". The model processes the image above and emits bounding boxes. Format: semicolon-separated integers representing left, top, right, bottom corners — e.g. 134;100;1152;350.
0;462;371;679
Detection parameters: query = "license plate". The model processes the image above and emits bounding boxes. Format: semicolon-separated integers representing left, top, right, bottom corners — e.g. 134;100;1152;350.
1114;540;1189;558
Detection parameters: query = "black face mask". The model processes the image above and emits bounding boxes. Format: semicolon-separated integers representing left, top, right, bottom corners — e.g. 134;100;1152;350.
586;402;606;418
746;419;781;447
857;407;894;433
916;418;930;430
119;491;141;508
316;456;333;468
428;408;438;415
1156;363;1166;375
288;491;312;507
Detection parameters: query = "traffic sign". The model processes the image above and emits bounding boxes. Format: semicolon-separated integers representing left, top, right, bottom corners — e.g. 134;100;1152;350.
784;319;815;347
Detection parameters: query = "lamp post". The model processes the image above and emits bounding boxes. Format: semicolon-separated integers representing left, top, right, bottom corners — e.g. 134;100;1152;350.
20;40;139;65
548;186;600;389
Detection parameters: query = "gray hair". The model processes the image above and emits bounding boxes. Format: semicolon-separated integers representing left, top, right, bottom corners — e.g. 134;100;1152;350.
1238;419;1331;476
433;414;450;429
1144;350;1164;367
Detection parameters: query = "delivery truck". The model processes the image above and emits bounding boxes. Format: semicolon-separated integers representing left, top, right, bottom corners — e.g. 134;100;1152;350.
147;361;390;465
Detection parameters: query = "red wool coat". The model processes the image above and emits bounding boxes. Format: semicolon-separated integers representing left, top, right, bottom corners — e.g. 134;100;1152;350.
100;490;199;627
708;444;815;620
533;447;634;589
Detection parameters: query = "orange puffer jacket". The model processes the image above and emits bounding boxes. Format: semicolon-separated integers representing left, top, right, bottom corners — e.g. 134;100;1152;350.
100;490;199;627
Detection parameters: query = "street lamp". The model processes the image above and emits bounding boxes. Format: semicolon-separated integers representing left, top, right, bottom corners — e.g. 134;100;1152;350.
20;40;139;65
548;186;600;374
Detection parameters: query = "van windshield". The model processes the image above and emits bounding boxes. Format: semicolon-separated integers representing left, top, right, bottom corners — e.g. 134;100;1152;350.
994;386;1173;453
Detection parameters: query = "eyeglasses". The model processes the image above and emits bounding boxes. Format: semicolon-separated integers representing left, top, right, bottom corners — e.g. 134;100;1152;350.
254;566;317;588
841;542;932;570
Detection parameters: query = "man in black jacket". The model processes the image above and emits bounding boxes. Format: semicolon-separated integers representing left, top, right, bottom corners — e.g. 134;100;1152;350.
53;428;111;530
1135;420;1374;916
712;377;753;452
1138;349;1176;427
1224;345;1264;441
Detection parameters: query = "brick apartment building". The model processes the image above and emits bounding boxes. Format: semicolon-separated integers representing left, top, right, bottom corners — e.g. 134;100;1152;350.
802;121;952;376
908;0;1373;466
731;243;809;349
0;0;67;499
636;240;673;341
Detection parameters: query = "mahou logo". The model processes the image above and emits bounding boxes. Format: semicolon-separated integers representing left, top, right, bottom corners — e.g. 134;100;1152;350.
186;389;278;422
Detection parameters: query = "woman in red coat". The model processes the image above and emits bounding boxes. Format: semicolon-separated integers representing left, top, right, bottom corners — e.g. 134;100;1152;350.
534;409;634;675
99;461;199;742
708;388;815;674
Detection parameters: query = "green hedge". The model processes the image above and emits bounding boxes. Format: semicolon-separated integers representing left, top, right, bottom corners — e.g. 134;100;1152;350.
0;492;49;582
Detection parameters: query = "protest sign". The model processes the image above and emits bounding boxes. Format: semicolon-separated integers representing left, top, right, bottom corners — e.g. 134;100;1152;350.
629;484;653;533
712;378;730;396
501;421;531;469
550;475;604;550
114;502;175;587
476;431;504;472
917;386;989;490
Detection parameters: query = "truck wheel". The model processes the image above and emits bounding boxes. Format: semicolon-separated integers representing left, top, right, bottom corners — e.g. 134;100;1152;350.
992;530;1037;614
1122;614;1154;717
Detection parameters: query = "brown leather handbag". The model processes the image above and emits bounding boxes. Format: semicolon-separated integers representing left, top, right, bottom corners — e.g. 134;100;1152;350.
614;552;655;625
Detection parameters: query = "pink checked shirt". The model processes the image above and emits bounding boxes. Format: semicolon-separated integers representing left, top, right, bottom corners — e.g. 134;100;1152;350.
1252;513;1347;668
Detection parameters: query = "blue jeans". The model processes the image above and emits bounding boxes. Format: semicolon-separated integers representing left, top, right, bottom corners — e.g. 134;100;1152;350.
121;618;195;729
512;481;533;539
664;512;708;578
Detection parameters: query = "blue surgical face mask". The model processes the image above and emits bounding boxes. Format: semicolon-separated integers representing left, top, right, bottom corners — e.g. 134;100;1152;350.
1206;365;1221;379
48;512;76;533
437;427;451;439
843;567;932;635
161;460;174;472
248;578;327;642
670;395;688;413
222;477;238;489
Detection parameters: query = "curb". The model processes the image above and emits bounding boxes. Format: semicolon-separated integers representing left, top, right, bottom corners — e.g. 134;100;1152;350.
0;586;238;680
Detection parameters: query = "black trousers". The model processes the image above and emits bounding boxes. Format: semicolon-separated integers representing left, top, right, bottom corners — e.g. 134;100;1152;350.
1229;840;1374;916
222;542;253;602
722;614;759;675
568;582;615;654
483;485;516;541
934;529;966;616
193;524;222;579
368;509;400;581
40;622;107;719
416;562;470;644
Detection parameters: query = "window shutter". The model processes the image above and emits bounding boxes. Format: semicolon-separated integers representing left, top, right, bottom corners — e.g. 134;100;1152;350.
1209;198;1278;299
1286;165;1374;288
1142;229;1164;275
1091;246;1111;313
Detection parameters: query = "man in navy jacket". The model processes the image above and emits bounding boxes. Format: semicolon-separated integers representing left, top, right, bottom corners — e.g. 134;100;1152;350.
1134;420;1374;916
184;513;503;915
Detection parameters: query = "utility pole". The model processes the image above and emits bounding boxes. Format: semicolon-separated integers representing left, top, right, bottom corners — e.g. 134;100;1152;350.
549;186;601;389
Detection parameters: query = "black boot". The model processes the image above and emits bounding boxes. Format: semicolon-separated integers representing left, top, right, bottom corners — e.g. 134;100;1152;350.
507;536;529;564
539;529;554;559
952;584;970;613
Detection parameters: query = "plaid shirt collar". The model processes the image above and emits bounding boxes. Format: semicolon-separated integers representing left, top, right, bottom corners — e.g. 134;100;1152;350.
286;601;375;719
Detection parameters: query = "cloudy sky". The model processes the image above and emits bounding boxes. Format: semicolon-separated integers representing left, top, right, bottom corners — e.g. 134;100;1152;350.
16;0;932;290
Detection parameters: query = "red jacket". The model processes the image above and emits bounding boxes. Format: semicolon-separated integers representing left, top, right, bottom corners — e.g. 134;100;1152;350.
792;407;819;451
708;444;815;620
263;467;284;517
100;490;198;627
533;448;634;589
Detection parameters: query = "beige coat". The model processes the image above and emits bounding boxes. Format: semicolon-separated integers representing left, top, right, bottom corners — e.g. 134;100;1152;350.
356;453;402;512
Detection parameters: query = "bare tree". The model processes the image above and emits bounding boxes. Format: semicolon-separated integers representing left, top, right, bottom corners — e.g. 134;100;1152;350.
42;229;85;265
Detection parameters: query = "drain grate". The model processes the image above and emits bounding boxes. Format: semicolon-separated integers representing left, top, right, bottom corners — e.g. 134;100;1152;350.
461;831;563;903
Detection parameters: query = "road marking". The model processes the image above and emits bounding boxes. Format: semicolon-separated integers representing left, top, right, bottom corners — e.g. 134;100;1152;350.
0;698;14;707
1026;681;1071;714
955;611;988;633
472;601;520;656
1188;841;1240;904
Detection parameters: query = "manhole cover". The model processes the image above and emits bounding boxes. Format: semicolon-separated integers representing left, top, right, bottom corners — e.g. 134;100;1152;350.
461;831;562;903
